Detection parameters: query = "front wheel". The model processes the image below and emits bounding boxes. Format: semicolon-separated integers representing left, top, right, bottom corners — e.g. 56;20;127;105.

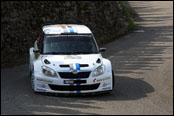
112;70;115;89
31;72;35;91
30;66;36;93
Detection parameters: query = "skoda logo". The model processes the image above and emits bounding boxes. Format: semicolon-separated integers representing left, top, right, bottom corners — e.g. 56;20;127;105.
71;69;79;74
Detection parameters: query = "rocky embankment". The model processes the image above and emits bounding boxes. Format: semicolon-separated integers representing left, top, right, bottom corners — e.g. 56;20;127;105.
1;1;135;67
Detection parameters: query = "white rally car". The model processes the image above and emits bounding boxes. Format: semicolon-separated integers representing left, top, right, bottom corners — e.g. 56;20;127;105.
29;24;115;94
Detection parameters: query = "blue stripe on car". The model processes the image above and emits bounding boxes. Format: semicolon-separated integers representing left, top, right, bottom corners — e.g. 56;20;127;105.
76;90;81;93
67;26;74;33
76;63;80;70
76;79;81;93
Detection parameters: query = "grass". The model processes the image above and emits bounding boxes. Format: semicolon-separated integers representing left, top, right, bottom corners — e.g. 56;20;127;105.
119;1;136;31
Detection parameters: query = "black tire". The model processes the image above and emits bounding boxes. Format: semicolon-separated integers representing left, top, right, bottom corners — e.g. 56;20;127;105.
30;66;35;92
112;70;115;89
29;69;32;77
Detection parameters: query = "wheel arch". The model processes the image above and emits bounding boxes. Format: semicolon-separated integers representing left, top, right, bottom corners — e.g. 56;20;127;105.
102;58;112;72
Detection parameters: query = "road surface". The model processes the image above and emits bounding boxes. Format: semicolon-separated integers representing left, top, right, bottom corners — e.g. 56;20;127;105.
1;1;173;115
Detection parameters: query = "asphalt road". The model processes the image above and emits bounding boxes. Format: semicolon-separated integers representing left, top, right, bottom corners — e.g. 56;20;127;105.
1;1;173;115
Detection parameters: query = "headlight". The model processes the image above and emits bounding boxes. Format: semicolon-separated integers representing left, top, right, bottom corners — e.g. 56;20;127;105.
92;65;104;77
42;66;57;77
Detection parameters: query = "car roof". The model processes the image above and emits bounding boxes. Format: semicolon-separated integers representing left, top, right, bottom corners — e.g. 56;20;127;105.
42;24;92;34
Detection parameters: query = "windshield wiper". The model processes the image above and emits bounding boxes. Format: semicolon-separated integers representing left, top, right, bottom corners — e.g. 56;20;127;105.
70;52;93;54
43;52;80;55
43;52;96;55
43;52;65;54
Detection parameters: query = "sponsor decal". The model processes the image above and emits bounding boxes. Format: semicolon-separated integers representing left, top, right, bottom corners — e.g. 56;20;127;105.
93;78;97;82
36;78;53;83
102;87;111;90
93;77;110;83
64;55;81;59
44;29;61;34
59;24;71;26
36;88;46;92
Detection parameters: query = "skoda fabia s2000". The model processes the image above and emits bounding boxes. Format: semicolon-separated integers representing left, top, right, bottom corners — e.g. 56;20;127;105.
29;24;115;94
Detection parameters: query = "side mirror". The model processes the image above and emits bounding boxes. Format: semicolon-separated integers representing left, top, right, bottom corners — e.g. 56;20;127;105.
99;48;106;52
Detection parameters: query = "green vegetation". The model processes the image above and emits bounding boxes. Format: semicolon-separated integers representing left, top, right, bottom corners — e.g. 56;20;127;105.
119;1;136;30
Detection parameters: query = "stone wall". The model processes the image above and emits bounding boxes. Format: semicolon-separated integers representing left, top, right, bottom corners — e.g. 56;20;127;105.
1;1;130;67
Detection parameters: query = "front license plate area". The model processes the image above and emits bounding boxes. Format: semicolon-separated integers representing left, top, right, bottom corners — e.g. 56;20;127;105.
64;80;74;84
64;80;86;84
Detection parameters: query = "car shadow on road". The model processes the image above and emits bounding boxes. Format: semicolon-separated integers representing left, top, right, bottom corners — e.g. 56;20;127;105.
19;74;154;115
56;75;154;100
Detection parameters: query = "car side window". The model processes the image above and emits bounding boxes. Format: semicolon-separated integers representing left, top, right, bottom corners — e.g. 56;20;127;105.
34;40;39;51
38;32;44;53
34;31;43;52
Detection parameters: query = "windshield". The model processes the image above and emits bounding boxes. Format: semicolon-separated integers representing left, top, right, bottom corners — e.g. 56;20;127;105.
42;34;99;54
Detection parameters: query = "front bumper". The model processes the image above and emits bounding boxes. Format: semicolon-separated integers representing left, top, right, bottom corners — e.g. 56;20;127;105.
33;71;113;94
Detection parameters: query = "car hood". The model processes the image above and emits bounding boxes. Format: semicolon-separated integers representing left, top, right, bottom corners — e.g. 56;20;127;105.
40;54;103;72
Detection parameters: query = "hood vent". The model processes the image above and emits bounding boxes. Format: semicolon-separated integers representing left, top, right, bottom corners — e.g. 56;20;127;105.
96;58;101;63
44;59;51;64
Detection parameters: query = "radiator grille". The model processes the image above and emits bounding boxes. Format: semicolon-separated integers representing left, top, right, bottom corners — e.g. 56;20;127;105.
49;83;100;91
58;72;91;79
